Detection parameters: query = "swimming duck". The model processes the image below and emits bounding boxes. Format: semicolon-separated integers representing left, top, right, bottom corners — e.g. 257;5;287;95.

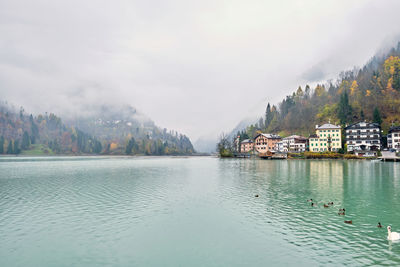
339;208;345;212
328;202;334;205
311;202;315;207
307;199;313;202
378;222;382;228
255;194;259;198
344;220;352;224
338;209;345;215
323;204;329;208
387;226;400;241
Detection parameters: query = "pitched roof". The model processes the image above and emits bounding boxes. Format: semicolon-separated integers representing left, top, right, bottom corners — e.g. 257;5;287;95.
283;135;307;140
255;133;281;139
344;121;380;130
241;139;253;144
317;123;341;129
389;126;400;133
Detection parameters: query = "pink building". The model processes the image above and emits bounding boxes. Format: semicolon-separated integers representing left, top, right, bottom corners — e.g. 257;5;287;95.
254;133;281;154
240;139;254;153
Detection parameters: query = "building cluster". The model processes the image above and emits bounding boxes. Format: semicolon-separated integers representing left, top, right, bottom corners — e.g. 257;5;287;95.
236;121;400;157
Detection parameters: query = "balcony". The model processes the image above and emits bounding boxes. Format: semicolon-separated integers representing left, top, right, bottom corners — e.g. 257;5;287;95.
346;136;380;141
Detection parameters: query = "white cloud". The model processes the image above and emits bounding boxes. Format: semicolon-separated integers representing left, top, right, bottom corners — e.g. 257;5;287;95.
0;0;399;142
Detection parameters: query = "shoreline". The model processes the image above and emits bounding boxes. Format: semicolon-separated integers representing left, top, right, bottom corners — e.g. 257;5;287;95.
0;153;214;158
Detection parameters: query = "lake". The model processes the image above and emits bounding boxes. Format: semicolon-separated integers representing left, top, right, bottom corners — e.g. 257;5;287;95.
1;156;400;266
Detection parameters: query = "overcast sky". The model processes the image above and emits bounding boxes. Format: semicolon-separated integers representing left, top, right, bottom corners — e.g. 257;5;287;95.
1;0;400;142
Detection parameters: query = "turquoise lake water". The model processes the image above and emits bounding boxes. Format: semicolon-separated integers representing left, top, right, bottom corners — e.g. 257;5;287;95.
1;156;400;266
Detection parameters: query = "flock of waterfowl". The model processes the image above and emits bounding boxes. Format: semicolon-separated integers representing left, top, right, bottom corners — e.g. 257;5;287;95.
306;198;400;240
307;198;356;225
254;194;399;241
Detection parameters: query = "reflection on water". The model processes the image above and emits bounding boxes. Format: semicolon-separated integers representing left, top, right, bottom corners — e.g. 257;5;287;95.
0;157;400;266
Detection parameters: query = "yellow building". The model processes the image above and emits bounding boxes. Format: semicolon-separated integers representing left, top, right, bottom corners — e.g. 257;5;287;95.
309;123;342;152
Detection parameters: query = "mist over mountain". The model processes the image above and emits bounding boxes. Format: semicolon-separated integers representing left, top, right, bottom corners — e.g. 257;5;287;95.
66;104;153;140
0;102;194;155
227;117;258;139
193;137;217;154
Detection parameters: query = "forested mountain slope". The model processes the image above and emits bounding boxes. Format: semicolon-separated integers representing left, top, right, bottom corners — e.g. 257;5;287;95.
234;42;400;139
0;103;194;155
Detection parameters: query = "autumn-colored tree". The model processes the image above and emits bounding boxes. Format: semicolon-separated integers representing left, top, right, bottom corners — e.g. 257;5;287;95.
296;86;304;97
384;56;400;90
109;142;118;151
349;80;359;96
314;84;325;97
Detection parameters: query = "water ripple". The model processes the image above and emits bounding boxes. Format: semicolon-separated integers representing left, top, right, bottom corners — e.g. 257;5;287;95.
1;157;400;266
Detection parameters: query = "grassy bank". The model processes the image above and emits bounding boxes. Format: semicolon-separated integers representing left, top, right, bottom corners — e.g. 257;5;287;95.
288;152;364;159
20;144;55;156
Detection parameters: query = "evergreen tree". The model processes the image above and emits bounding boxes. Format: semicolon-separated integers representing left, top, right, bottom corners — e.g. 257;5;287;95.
105;143;111;154
30;114;39;144
265;103;273;128
126;138;135;154
304;84;311;98
258;117;265;129
13;140;21;154
6;140;13;154
21;131;30;150
373;107;382;125
360;110;365;121
338;90;353;125
19;106;24;120
93;141;102;154
0;136;4;154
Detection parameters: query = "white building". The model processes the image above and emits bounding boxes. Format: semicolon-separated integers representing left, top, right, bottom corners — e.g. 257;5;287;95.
345;122;381;154
275;135;307;153
275;141;288;153
388;126;400;152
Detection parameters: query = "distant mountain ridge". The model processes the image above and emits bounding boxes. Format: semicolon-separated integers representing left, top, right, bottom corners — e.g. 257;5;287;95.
0;102;194;155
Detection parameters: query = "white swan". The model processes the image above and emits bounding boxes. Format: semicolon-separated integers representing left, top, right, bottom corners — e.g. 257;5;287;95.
387;226;400;241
